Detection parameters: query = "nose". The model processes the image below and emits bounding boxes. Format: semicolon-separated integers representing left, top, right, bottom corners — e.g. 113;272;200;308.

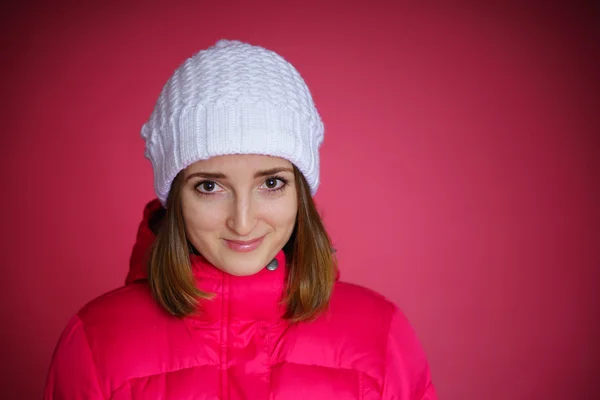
226;193;257;237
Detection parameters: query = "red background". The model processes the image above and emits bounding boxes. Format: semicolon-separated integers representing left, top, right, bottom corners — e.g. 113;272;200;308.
2;1;599;398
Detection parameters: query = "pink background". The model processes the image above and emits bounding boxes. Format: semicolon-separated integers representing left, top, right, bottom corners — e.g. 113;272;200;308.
2;1;598;399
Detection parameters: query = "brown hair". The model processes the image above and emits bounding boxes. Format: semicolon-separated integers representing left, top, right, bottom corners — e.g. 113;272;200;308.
147;165;337;322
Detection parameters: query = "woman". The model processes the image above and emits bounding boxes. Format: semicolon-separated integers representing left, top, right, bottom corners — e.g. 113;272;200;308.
45;39;436;399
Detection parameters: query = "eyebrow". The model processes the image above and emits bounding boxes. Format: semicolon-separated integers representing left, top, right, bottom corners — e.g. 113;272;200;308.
185;167;293;181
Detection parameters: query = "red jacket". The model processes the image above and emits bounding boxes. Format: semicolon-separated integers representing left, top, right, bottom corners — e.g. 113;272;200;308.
45;199;436;399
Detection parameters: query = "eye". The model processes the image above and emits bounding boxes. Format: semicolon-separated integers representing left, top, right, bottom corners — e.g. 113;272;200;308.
261;176;288;191
195;180;223;194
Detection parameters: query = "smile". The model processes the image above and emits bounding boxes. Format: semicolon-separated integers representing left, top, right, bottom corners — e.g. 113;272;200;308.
224;236;265;252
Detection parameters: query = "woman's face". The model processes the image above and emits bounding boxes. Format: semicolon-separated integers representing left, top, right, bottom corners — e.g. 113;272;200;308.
180;154;298;276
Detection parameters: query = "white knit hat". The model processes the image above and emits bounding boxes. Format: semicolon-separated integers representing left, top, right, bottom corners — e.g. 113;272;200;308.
141;39;325;206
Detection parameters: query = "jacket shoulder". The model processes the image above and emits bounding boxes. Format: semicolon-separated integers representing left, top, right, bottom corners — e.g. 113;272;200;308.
73;283;199;394
78;282;162;326
331;280;396;322
283;281;398;380
77;282;175;345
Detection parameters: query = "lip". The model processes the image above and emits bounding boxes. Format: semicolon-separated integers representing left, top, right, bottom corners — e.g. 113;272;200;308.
224;236;265;252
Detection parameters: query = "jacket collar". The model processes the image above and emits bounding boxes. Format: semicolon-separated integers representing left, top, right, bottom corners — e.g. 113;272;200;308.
190;250;287;322
126;199;287;322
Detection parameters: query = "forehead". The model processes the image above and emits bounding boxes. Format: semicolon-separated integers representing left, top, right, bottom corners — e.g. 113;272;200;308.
184;154;293;174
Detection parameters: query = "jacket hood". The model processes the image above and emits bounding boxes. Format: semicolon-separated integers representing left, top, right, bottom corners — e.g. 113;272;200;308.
126;199;162;284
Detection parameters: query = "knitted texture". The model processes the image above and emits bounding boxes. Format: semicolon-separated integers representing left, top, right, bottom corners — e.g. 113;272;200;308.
141;39;325;206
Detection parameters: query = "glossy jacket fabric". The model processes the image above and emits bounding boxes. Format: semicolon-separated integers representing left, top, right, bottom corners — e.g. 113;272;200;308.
45;199;437;399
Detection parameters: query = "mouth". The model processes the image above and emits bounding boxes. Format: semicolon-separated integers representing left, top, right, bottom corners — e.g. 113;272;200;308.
224;236;265;253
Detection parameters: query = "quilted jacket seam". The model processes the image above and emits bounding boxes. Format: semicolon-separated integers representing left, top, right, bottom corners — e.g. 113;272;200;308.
357;370;364;400
269;360;381;386
109;361;221;395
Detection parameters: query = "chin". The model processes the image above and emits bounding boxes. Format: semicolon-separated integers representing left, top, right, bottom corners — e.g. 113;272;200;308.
220;262;266;276
218;252;271;276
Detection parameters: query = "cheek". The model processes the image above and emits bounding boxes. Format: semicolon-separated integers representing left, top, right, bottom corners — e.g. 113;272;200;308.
182;200;226;238
260;195;298;231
